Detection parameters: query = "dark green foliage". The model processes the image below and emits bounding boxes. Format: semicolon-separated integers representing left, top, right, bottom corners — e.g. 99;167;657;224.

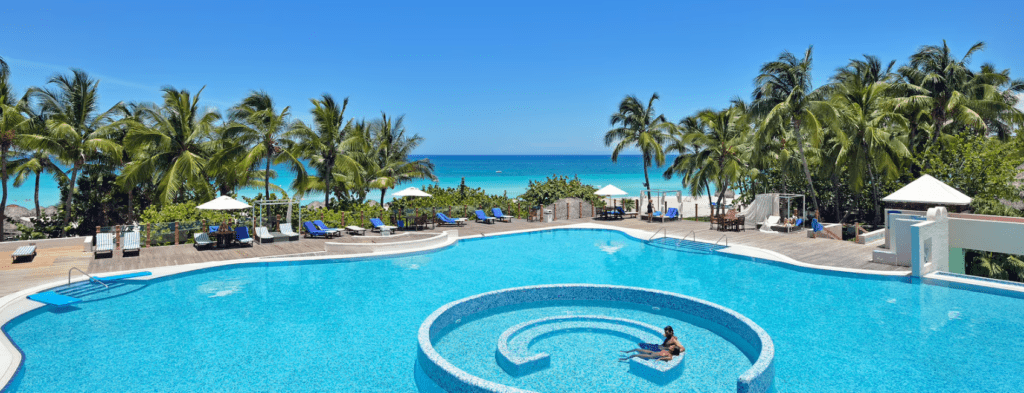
518;175;605;207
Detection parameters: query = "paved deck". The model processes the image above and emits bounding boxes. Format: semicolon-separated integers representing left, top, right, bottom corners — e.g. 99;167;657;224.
0;217;901;297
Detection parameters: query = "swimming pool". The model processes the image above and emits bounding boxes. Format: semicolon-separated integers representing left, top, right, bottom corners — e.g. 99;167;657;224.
4;229;1024;392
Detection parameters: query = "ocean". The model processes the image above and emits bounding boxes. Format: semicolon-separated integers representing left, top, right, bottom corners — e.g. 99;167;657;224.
3;155;701;207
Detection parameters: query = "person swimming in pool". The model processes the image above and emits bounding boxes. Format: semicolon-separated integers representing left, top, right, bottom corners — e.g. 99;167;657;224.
619;326;685;362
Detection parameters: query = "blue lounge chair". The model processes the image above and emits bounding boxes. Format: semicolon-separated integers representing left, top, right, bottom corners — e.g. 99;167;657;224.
474;210;496;224
436;213;465;226
659;208;679;222
235;226;254;246
615;206;637;218
303;221;331;238
313;220;341;237
12;244;36;262
193;232;214;249
122;232;140;256
95;233;115;257
369;218;396;233
492;208;512;223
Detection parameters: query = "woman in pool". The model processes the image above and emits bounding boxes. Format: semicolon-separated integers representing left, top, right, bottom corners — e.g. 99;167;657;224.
619;326;685;362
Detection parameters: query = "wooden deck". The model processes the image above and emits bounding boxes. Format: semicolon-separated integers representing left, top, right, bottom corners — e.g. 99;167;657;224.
0;217;902;297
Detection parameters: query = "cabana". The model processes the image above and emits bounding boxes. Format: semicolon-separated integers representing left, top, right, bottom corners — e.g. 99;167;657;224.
881;174;972;211
594;185;628;219
873;175;972;266
640;189;683;222
255;199;303;238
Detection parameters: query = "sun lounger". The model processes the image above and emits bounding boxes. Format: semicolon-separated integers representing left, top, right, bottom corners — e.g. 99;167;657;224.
95;233;115;257
474;210;496;224
313;220;342;236
255;226;275;244
193;232;214;249
279;223;300;241
615;206;638;218
235;226;254;246
492;208;512;223
436;213;465;226
122;232;140;256
12;244;36;262
303;221;331;238
369;218;396;233
656;208;679;222
345;226;366;235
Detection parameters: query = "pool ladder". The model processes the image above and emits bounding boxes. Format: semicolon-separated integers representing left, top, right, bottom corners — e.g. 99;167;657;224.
68;267;107;289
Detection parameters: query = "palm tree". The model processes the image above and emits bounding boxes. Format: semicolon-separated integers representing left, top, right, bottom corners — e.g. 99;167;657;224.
21;70;122;236
750;46;837;217
347;113;436;205
116;87;218;206
287;94;350;208
664;106;753;218
605;94;672;191
11;151;65;219
1;56;30;234
825;55;914;223
225;91;304;200
896;41;1014;155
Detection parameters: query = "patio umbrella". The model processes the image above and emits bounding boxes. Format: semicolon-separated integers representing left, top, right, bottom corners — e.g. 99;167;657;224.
197;196;251;210
595;184;628;211
392;187;432;198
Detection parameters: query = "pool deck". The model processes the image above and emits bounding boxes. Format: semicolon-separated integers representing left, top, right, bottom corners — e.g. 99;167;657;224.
0;217;902;297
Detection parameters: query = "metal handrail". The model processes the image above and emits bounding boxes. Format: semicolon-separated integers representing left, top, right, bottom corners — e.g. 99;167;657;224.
68;267;108;289
648;228;668;241
715;234;728;247
684;230;697;242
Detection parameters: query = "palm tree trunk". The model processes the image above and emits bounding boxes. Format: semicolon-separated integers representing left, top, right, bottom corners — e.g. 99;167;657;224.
831;173;841;223
868;163;882;225
265;156;271;200
380;189;386;206
1;148;7;239
127;188;134;224
34;171;41;219
792;119;822;217
60;165;79;237
642;154;651;190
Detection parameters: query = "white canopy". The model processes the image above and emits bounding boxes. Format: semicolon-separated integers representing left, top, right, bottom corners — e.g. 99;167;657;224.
594;184;627;196
882;175;972;205
393;187;432;198
197;196;252;210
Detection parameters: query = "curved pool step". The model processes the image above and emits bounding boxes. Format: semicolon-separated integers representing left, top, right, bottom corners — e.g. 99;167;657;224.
496;315;684;383
646;238;726;254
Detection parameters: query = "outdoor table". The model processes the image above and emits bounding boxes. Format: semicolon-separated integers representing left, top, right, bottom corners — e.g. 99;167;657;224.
213;230;236;247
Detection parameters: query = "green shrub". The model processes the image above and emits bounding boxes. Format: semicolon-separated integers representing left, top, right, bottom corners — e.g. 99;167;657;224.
518;175;605;207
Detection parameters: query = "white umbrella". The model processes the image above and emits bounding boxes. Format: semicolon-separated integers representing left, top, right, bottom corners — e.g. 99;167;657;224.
594;184;628;213
594;185;627;196
196;196;252;210
392;187;432;198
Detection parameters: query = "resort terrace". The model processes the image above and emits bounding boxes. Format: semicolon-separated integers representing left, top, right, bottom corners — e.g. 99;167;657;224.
0;216;904;298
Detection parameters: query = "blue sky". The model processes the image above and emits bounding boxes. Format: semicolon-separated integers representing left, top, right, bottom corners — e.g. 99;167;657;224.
2;0;1022;154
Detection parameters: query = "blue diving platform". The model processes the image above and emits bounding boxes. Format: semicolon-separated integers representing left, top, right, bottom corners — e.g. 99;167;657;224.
27;291;82;306
90;271;152;284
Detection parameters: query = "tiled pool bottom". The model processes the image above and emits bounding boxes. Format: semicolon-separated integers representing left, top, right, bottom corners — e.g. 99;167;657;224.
432;302;749;392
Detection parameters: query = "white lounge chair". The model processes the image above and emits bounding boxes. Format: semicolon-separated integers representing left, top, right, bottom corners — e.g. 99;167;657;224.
345;226;366;236
95;233;115;257
256;226;274;244
194;232;214;249
12;244;36;262
279;223;300;241
759;216;780;234
122;232;140;256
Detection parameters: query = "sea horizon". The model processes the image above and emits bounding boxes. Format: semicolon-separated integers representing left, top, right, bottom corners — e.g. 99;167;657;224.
5;154;700;209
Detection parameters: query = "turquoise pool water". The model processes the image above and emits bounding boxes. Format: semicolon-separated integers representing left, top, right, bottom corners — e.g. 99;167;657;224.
4;229;1024;392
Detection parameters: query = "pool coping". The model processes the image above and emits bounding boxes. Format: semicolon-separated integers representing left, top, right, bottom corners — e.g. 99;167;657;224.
2;223;1022;391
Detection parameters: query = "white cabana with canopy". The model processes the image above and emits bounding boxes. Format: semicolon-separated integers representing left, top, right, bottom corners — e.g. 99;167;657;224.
595;184;627;207
392;187;433;198
881;174;972;206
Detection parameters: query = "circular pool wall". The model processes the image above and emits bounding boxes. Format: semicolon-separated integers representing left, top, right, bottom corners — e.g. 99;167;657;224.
415;284;774;393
